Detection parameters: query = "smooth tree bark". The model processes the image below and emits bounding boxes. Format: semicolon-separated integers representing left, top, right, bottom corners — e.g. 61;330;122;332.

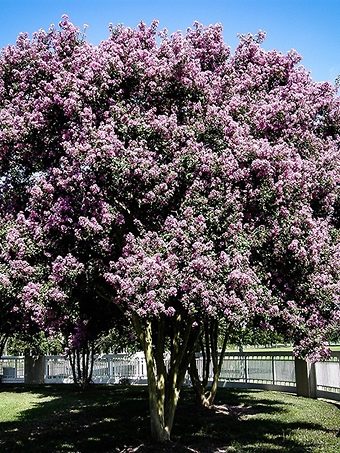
0;333;8;358
68;340;96;389
133;314;199;442
189;319;229;407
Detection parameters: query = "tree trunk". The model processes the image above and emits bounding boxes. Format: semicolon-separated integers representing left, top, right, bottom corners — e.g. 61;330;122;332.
189;320;229;407
68;342;95;390
132;314;199;442
0;334;8;358
143;319;169;441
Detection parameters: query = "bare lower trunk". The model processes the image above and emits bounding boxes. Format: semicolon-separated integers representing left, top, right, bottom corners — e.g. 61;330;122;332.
189;320;228;407
0;334;8;358
0;334;8;386
68;342;95;390
189;352;208;406
132;314;199;442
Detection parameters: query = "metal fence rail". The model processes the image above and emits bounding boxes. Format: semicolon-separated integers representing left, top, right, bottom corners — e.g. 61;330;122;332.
220;352;295;390
1;351;339;401
45;353;147;384
315;352;340;400
0;356;24;382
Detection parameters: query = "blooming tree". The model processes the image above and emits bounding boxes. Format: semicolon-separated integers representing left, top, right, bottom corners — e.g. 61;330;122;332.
0;216;45;357
0;17;339;440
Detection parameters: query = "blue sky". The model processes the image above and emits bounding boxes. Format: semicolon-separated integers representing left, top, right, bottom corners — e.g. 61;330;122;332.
0;0;339;83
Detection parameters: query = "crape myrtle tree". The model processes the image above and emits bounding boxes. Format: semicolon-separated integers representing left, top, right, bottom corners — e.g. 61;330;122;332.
105;210;270;437
191;33;340;407
0;216;45;358
0;17;339;440
0;209;119;386
0;216;119;387
0;18;122;386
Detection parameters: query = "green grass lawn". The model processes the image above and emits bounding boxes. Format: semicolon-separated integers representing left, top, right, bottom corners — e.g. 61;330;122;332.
0;385;339;452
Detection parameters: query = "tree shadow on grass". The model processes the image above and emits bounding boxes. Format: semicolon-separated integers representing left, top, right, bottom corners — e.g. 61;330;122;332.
0;384;150;452
0;385;338;452
171;389;337;453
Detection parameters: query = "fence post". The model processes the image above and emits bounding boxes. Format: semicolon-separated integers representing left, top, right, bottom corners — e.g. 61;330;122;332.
294;358;317;398
244;355;248;383
15;357;18;379
24;355;45;384
45;356;49;383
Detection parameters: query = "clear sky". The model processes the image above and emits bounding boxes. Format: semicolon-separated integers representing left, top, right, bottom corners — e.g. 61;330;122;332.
0;0;339;83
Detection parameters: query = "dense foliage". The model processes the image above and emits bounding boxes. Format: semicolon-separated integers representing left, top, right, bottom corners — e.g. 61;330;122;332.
0;17;339;440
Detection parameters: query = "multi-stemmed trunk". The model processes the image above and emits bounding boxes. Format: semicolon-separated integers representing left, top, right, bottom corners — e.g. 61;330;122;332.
189;319;228;407
132;314;199;442
68;341;95;390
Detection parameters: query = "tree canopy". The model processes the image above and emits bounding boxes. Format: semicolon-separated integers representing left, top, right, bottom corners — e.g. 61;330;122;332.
0;17;339;440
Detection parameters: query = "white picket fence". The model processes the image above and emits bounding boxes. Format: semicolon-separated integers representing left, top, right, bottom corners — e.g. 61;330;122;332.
0;356;25;382
1;351;340;400
44;352;147;385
